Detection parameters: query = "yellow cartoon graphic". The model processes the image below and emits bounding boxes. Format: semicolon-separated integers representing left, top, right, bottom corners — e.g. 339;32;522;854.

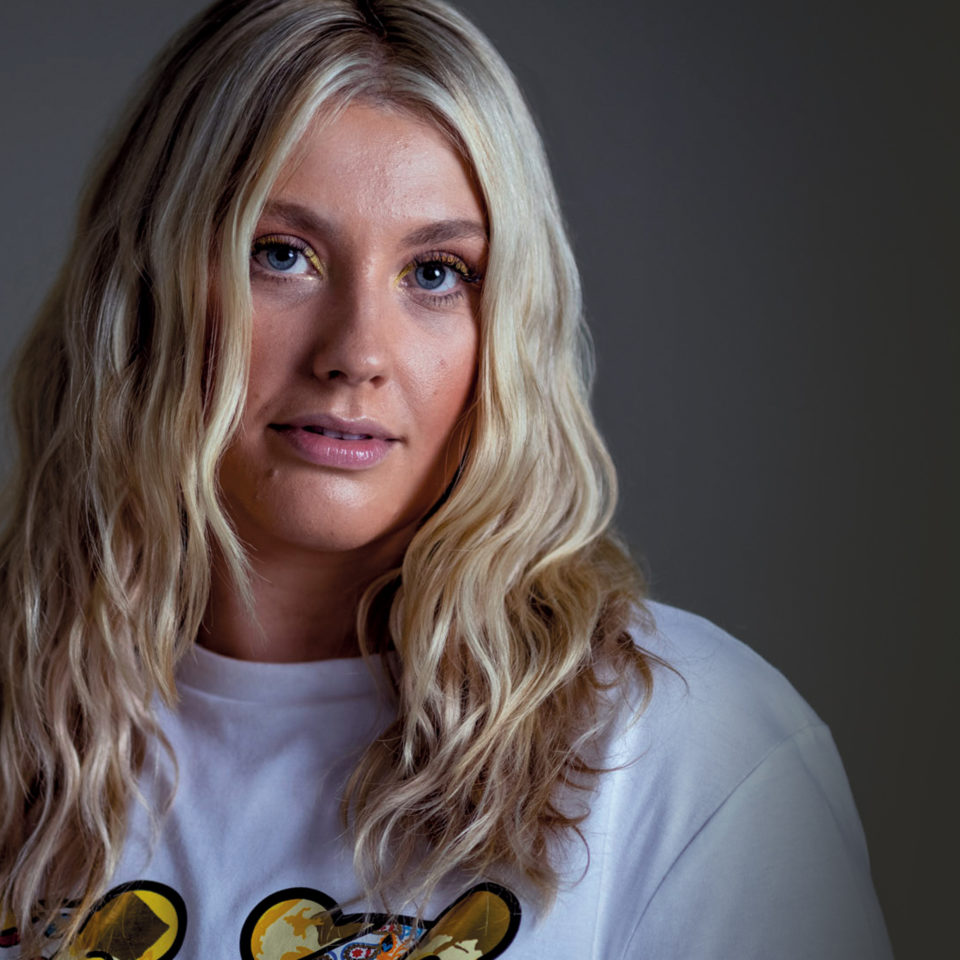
0;880;517;958
240;883;520;960
241;888;373;960
0;881;185;960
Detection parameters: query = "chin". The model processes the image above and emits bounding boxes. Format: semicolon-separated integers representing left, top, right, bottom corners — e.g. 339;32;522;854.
227;502;420;562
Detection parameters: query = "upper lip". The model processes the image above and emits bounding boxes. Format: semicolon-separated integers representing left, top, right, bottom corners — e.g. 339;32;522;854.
270;413;398;441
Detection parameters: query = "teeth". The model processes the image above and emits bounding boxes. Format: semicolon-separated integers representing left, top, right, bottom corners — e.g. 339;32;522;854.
303;426;370;440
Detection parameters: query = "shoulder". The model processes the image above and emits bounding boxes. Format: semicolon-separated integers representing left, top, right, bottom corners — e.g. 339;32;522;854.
587;600;832;889
631;600;821;752
577;602;892;958
610;600;855;862
593;599;834;845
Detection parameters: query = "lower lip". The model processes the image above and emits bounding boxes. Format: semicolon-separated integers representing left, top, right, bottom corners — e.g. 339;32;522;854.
271;426;395;469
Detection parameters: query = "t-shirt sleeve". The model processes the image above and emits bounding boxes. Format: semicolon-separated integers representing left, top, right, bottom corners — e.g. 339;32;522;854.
622;723;893;959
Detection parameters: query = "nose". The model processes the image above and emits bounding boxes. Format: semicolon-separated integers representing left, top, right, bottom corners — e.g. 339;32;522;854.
310;270;392;385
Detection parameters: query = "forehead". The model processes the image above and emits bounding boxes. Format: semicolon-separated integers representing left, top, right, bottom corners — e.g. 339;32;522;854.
266;102;487;238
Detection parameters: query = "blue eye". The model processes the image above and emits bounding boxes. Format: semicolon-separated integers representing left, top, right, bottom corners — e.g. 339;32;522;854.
406;253;483;297
251;235;323;277
264;245;301;271
414;262;457;292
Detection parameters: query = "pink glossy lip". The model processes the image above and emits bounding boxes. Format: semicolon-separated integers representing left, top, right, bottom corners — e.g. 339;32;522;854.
269;414;399;469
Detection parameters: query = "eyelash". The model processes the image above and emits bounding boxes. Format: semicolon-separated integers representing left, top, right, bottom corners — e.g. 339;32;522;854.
251;235;323;277
249;236;483;302
400;251;483;304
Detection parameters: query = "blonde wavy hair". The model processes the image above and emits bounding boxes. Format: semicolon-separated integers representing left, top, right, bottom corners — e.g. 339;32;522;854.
0;0;655;949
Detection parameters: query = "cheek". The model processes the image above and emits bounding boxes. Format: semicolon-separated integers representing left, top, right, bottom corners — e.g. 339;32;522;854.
243;318;302;413
418;334;478;436
216;442;265;525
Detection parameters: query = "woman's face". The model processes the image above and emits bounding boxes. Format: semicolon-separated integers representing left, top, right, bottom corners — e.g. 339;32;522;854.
218;103;486;562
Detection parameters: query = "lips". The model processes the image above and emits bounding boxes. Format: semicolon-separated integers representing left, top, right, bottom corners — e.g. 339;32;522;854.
268;414;398;469
271;413;397;441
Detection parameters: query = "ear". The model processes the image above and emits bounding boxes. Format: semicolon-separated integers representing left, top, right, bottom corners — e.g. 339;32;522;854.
69;881;186;960
239;887;374;960
402;883;521;960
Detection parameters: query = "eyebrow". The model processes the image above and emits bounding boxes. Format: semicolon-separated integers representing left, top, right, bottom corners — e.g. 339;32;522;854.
400;219;487;247
261;200;339;242
260;200;487;249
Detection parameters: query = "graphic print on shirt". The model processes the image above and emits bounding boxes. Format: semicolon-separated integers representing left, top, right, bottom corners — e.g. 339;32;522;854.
239;882;521;960
0;880;186;960
0;881;517;959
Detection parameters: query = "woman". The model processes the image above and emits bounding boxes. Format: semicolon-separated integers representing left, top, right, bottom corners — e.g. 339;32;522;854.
0;1;891;957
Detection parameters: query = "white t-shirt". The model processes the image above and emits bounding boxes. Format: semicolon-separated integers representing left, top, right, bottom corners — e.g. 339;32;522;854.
10;603;892;959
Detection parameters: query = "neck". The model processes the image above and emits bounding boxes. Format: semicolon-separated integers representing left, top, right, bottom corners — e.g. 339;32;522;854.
201;540;403;662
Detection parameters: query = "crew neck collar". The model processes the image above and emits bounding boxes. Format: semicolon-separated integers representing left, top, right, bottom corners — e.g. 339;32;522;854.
176;643;392;704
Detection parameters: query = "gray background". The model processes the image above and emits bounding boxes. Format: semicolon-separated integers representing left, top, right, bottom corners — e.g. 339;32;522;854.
0;0;956;955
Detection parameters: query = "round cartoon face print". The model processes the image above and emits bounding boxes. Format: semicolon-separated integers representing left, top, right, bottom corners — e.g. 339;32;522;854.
240;882;521;960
